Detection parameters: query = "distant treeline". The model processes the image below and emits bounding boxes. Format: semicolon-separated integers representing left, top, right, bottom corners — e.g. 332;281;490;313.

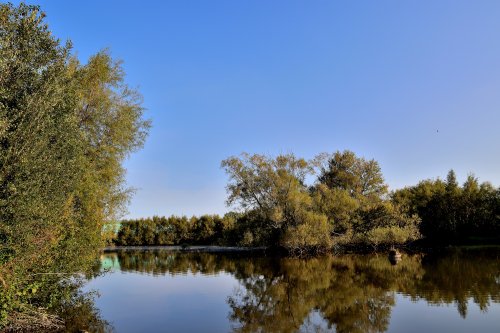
113;151;500;253
115;215;233;246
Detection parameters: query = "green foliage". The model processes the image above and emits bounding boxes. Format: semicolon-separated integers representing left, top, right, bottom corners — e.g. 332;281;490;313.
116;155;499;254
222;211;276;247
315;150;388;199
281;211;332;254
392;170;500;242
0;3;148;330
220;151;421;252
74;49;150;222
311;184;360;234
115;215;229;246
366;226;419;247
221;153;332;252
312;150;420;248
221;153;313;228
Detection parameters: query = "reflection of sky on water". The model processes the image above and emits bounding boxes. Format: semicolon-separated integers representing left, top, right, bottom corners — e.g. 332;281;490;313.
299;310;332;332
388;294;500;333
296;294;500;333
84;271;238;333
84;251;500;333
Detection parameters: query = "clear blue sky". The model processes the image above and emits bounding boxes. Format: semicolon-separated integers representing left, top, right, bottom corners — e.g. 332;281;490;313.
17;1;500;218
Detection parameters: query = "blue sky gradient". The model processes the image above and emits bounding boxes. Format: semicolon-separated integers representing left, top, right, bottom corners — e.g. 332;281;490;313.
17;1;500;217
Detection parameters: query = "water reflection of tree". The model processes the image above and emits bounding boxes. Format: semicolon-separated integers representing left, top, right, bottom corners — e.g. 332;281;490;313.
400;248;500;318
227;255;415;333
107;248;500;332
56;289;114;333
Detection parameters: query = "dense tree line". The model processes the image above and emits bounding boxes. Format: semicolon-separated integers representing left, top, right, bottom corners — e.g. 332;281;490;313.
220;151;421;253
392;170;500;243
115;215;231;246
221;152;499;250
115;151;422;253
115;151;500;253
0;3;149;331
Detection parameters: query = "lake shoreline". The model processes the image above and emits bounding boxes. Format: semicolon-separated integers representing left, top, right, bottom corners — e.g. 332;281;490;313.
103;245;269;253
93;247;500;333
103;242;500;255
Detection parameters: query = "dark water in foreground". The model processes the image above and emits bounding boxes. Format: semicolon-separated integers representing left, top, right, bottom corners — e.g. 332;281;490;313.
85;248;500;333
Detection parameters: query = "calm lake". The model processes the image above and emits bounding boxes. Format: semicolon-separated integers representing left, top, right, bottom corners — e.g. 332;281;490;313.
84;248;500;333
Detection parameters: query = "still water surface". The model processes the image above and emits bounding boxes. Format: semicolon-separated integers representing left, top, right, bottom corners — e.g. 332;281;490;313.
85;248;500;332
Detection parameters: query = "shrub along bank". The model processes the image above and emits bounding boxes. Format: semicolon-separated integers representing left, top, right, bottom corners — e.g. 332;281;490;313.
0;3;149;330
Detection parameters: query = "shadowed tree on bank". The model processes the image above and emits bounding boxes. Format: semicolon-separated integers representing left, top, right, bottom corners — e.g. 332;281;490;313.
392;170;500;243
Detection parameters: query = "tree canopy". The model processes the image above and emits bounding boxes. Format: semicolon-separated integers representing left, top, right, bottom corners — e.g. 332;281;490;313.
218;151;420;253
392;170;500;242
0;3;149;330
316;150;388;199
221;153;331;253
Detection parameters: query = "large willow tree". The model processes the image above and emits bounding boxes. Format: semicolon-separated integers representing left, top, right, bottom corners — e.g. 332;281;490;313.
0;3;149;330
222;153;332;253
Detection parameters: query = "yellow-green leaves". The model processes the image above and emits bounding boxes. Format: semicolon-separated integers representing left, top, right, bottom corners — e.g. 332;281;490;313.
0;3;149;329
222;153;331;252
